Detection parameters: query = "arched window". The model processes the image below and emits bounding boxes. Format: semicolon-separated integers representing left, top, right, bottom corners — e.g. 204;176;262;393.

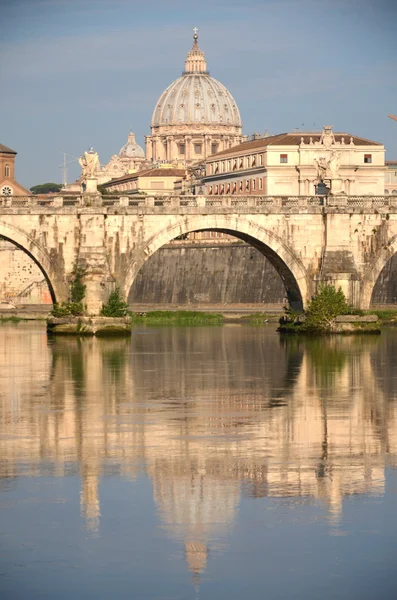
4;164;10;177
392;190;397;195
384;189;390;194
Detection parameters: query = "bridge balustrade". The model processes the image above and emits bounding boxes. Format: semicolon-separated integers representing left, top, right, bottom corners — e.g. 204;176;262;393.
1;195;396;212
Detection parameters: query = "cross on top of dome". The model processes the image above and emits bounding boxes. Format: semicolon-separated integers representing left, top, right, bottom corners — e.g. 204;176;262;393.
184;28;208;75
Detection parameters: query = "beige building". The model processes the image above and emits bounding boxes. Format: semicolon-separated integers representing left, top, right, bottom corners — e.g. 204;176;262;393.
145;31;244;164
203;126;385;196
101;166;186;194
384;160;397;194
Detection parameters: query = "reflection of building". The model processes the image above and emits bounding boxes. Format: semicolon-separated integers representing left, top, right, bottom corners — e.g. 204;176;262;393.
1;327;397;585
203;127;385;196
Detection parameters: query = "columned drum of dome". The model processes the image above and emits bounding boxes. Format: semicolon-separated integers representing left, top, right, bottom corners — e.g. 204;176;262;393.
145;31;244;164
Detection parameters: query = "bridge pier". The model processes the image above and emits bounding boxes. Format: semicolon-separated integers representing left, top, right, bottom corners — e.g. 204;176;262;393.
317;273;361;308
78;214;114;316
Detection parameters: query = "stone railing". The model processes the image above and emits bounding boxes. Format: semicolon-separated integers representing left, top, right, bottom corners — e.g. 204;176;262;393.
1;194;397;212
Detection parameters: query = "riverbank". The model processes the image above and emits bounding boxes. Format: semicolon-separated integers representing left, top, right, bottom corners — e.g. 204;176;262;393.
2;306;397;328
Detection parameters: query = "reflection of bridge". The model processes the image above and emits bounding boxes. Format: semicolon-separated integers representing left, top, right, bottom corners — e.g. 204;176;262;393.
1;193;397;312
1;327;396;579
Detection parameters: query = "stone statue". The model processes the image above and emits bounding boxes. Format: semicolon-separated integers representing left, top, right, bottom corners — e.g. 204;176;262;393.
79;148;100;179
328;150;340;179
314;150;341;182
314;156;329;182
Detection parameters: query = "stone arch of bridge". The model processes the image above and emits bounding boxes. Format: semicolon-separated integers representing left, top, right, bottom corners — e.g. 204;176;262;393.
361;234;397;308
0;220;64;304
122;215;310;310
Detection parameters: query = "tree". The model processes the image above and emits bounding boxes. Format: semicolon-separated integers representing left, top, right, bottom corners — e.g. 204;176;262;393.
30;183;62;194
304;284;349;332
101;288;130;318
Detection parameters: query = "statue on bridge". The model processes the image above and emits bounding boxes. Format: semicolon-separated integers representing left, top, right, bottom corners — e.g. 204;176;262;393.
79;148;100;179
314;150;341;182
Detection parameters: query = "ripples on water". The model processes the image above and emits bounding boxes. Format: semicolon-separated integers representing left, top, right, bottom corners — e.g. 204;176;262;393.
0;323;396;599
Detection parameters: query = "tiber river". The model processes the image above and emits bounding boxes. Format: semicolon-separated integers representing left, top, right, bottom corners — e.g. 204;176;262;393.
0;322;396;599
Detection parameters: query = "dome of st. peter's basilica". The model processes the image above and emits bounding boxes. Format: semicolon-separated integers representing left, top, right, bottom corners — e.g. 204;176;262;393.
145;32;244;164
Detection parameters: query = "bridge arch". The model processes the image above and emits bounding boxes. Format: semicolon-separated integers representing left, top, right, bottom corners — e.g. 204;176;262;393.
122;215;310;310
361;234;397;308
0;220;65;304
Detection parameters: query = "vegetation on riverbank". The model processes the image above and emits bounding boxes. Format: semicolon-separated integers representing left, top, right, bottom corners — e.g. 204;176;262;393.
278;285;381;335
0;315;23;323
366;309;397;324
51;264;86;317
130;310;224;326
101;288;130;318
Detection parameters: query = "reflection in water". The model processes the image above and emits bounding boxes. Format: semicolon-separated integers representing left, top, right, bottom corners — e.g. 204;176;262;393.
0;324;396;585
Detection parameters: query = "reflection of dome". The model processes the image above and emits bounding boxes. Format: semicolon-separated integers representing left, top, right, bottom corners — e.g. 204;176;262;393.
151;75;241;128
119;131;145;158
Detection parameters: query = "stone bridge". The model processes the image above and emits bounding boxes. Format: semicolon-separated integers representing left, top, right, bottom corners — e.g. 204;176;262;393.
1;193;397;314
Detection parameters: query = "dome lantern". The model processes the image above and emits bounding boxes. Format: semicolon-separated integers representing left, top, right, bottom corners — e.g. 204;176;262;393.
183;29;208;75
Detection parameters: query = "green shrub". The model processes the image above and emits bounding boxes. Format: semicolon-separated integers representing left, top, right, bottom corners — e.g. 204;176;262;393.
70;265;86;303
303;284;349;332
51;301;85;317
51;263;87;317
101;288;130;317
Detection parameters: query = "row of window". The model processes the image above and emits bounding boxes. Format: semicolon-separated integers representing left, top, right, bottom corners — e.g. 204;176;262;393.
384;189;397;194
208;178;264;195
209;153;264;175
177;143;220;156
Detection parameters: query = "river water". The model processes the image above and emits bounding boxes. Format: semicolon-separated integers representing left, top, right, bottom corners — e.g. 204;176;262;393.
0;323;396;599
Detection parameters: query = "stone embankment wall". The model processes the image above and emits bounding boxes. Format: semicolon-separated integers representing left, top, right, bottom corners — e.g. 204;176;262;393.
129;241;286;305
0;241;52;304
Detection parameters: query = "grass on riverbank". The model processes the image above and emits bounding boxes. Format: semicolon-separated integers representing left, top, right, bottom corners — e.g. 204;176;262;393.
130;310;224;326
0;315;23;323
239;313;278;325
367;309;397;323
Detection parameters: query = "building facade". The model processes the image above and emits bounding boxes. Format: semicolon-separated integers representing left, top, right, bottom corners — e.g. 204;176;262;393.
102;167;186;194
203;127;385;196
384;160;397;195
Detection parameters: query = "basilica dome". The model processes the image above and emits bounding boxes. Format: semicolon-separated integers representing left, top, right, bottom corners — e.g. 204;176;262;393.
151;62;241;128
145;32;243;164
119;131;145;158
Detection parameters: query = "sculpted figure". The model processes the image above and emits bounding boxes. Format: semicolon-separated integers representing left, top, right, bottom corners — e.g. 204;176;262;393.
79;148;100;178
328;150;340;179
314;156;329;182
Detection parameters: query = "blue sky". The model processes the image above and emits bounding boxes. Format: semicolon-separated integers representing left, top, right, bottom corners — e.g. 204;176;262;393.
1;0;396;188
